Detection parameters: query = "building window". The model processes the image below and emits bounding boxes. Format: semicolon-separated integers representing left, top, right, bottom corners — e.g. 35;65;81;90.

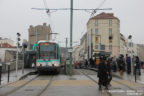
109;19;112;26
109;45;112;50
109;28;112;36
95;37;98;43
95;29;98;35
95;45;99;49
101;45;105;51
95;20;98;26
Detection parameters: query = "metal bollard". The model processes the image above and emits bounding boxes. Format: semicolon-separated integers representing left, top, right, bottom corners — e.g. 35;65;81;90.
0;63;2;85
134;63;137;82
7;64;10;83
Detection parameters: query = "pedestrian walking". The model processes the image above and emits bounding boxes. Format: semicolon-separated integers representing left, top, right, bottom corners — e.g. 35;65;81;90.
89;58;93;67
135;56;141;75
118;55;125;76
32;56;36;69
112;56;117;72
126;54;131;74
98;56;109;90
107;57;112;86
85;59;88;68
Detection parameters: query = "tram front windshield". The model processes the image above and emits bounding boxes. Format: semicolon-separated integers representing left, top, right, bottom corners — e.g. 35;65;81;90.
39;43;57;59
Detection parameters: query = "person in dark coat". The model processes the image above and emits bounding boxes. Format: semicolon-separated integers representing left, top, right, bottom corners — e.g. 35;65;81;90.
98;56;109;90
89;58;93;67
85;59;88;68
135;56;141;75
107;57;112;86
118;55;125;76
126;54;131;74
112;56;117;72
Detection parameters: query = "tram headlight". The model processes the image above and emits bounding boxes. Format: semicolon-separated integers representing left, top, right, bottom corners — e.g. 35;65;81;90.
37;63;40;66
54;64;57;66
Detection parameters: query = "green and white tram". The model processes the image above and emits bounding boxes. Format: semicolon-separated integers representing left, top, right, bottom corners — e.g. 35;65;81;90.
33;40;61;73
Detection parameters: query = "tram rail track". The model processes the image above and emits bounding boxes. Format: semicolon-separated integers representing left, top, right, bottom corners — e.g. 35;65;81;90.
76;69;112;96
2;74;54;96
36;76;53;96
82;68;144;94
4;74;39;96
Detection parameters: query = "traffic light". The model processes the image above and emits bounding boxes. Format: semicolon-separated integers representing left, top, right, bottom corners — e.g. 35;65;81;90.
109;35;113;43
17;33;21;47
18;42;20;47
22;39;28;48
17;33;21;36
17;38;21;41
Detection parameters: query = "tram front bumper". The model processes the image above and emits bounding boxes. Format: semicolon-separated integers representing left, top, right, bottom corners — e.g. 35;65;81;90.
37;66;61;72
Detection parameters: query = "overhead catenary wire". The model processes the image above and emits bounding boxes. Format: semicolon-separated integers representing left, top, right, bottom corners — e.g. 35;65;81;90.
33;0;109;45
90;0;107;17
42;0;57;41
79;0;107;41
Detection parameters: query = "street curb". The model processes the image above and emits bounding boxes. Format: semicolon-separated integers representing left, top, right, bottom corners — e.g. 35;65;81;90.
19;71;34;80
86;68;123;79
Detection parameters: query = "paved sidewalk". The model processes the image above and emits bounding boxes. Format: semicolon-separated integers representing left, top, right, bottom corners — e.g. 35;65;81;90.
112;69;144;84
0;68;35;86
87;67;144;84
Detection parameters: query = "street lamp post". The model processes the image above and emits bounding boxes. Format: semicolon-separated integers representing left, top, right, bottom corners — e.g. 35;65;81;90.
7;62;10;83
91;29;93;58
22;40;28;74
16;33;21;77
0;62;2;85
128;35;135;81
88;34;90;63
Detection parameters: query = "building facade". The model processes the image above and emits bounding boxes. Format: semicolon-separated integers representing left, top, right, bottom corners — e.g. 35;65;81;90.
120;33;127;57
87;12;120;58
137;44;144;61
0;37;14;47
0;48;16;63
28;23;52;50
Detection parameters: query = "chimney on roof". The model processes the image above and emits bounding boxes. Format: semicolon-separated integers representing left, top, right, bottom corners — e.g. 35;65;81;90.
43;23;47;26
30;25;33;28
108;13;113;16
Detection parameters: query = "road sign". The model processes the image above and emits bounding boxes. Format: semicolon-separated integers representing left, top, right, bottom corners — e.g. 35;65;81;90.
68;48;73;53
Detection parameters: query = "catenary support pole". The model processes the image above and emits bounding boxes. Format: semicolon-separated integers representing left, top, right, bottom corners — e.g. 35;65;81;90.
22;48;25;74
69;0;73;76
8;64;10;83
0;64;2;85
16;40;18;77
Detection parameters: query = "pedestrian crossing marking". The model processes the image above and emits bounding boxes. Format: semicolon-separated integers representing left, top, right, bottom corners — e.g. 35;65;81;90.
117;80;143;87
52;80;97;86
8;80;27;87
26;80;49;86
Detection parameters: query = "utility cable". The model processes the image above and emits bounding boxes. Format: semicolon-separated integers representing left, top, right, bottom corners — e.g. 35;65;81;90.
79;0;107;45
42;0;57;41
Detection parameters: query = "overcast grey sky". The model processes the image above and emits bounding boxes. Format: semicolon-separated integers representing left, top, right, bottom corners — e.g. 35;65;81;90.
0;0;144;47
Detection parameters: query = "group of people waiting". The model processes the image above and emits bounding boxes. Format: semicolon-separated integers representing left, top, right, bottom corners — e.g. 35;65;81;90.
85;54;142;76
84;54;142;90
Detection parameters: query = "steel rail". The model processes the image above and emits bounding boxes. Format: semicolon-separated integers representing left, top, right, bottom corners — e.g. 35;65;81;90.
76;69;112;96
85;68;141;92
4;74;39;96
36;76;53;96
